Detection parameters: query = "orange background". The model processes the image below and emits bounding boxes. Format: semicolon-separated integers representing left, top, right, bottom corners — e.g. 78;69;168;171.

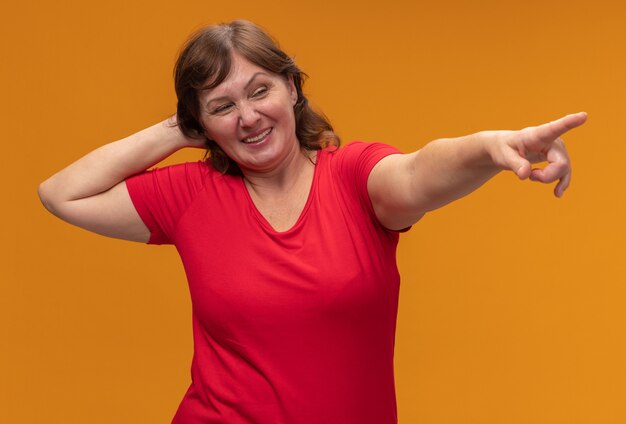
2;0;625;422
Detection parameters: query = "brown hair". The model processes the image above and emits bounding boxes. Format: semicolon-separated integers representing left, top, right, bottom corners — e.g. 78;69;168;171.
174;20;339;174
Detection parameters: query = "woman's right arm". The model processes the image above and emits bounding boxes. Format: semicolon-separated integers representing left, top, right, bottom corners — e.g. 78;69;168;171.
38;117;204;242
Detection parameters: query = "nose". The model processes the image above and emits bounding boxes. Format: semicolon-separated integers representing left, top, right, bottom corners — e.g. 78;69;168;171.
238;101;260;128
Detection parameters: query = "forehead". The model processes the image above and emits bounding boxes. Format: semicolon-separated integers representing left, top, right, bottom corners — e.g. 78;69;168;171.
200;53;274;100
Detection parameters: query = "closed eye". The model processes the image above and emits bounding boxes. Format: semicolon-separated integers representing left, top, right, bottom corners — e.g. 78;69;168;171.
212;103;234;114
252;86;269;98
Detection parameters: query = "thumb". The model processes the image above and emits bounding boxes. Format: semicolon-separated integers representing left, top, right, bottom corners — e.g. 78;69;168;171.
500;149;531;179
514;159;532;180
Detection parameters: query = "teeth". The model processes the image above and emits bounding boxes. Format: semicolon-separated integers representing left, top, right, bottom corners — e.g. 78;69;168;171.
242;128;272;144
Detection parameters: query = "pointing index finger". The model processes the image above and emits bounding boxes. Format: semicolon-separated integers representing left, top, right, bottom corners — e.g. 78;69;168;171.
536;112;588;141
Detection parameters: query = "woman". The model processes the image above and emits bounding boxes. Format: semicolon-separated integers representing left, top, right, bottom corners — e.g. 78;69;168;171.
38;20;587;424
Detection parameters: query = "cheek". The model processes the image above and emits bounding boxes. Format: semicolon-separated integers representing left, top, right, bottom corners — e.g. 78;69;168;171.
266;100;295;123
283;106;297;130
203;117;237;141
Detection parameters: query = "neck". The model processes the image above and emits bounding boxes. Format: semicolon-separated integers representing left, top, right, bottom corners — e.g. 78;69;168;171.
242;148;317;197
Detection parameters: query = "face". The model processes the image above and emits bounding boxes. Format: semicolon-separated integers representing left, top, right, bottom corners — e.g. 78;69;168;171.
198;52;299;174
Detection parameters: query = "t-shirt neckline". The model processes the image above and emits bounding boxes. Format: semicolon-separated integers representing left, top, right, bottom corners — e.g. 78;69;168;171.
238;150;323;235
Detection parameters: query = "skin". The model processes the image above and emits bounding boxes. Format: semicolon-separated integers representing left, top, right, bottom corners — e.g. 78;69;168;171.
38;52;587;240
197;53;316;231
368;112;587;230
199;52;301;176
37;118;201;242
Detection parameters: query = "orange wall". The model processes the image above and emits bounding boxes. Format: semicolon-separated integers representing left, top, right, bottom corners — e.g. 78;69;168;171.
2;0;625;422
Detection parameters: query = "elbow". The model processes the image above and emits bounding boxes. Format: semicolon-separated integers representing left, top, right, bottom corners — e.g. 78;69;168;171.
37;180;59;215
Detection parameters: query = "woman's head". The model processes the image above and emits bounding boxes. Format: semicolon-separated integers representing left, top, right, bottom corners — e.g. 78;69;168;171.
174;20;339;174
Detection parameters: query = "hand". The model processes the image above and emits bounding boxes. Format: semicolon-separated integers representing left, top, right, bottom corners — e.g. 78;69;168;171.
165;114;209;149
489;112;588;197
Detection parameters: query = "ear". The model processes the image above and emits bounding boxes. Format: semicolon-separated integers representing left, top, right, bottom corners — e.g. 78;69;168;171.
286;74;298;106
201;124;214;142
202;125;213;141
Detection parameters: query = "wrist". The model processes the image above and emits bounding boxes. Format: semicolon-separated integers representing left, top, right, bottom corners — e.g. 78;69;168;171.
466;130;500;169
163;116;208;149
138;118;195;151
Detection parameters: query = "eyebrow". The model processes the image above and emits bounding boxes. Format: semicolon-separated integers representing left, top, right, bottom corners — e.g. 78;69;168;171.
204;72;270;108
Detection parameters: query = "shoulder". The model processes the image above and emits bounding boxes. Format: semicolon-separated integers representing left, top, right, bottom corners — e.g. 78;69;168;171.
125;160;221;212
322;141;403;174
318;141;404;217
146;160;213;178
128;160;213;188
124;161;224;245
326;141;401;158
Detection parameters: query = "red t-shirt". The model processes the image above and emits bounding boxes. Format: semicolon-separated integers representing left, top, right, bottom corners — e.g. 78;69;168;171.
126;142;403;423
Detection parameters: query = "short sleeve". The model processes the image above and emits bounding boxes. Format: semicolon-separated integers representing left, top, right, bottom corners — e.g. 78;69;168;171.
125;162;209;245
331;142;403;223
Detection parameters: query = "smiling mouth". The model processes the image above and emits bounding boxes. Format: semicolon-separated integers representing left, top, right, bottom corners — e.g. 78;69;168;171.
242;128;273;144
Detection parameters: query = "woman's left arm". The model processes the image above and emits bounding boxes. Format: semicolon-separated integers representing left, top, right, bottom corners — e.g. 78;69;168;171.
367;112;588;230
